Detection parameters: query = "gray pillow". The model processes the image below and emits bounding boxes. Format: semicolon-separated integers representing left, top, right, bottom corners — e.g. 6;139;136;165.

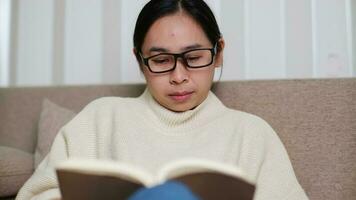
0;146;33;197
34;99;76;168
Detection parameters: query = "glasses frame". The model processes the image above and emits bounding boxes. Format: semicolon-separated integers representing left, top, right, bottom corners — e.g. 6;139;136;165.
139;44;217;73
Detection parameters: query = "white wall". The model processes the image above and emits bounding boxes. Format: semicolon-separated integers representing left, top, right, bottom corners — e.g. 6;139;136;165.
0;0;11;86
119;0;148;83
244;0;286;79
285;0;313;78
15;0;54;86
351;0;356;74
313;0;351;77
220;0;245;80
64;0;103;85
102;0;122;84
2;0;356;87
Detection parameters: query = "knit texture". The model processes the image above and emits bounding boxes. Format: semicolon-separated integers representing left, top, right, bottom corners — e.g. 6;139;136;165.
16;89;308;200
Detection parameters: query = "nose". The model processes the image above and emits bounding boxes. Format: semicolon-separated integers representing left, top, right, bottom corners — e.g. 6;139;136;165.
169;59;189;85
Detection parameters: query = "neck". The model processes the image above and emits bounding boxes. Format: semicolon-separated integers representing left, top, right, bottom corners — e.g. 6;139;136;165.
138;88;227;133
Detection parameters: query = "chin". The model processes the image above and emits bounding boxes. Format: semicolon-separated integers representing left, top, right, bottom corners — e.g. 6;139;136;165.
168;104;197;113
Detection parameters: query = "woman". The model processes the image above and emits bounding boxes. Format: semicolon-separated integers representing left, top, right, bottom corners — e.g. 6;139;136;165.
16;0;308;199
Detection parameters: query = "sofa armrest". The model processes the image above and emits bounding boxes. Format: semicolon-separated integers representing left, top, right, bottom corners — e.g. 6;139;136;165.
0;146;33;197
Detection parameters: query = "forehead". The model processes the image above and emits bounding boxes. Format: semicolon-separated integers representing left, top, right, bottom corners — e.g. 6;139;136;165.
141;12;211;53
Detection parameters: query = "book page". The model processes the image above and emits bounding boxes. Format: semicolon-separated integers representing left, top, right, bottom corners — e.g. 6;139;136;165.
155;159;256;200
56;159;154;186
57;170;144;200
156;158;253;184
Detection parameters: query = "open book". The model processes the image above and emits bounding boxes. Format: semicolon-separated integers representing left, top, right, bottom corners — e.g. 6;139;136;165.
56;158;255;200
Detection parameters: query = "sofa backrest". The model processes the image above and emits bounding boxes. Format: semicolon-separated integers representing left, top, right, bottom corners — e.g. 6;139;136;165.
213;79;356;200
0;78;355;200
0;84;145;152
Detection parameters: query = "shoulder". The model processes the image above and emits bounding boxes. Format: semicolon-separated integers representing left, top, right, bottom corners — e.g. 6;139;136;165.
80;96;142;113
86;96;137;108
225;108;271;129
221;108;277;141
64;96;142;129
60;96;142;142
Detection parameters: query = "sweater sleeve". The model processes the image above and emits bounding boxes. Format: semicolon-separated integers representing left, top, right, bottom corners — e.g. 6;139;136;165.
252;120;309;200
15;99;102;200
15;130;68;200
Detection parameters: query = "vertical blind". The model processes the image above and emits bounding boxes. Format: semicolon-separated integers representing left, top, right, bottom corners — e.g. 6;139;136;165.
0;0;355;86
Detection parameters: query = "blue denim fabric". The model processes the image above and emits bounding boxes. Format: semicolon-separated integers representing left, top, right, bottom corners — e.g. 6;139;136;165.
127;181;200;200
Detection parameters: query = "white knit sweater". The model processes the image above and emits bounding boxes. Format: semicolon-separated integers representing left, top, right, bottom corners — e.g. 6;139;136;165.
16;89;308;200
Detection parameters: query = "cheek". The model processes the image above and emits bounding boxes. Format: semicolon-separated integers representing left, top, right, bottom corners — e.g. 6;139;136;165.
194;68;215;85
144;73;168;92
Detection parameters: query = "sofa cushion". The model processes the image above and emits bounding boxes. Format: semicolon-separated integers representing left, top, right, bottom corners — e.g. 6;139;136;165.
34;99;76;168
0;146;33;197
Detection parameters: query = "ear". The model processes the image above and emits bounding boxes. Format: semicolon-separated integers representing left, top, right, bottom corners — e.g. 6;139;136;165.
133;47;139;60
133;47;144;72
214;38;225;68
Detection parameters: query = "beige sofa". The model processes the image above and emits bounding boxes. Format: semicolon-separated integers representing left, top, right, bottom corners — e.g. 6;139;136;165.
0;78;355;200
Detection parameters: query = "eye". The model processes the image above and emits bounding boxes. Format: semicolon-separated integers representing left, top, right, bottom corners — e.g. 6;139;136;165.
186;56;201;62
152;58;169;64
151;55;172;65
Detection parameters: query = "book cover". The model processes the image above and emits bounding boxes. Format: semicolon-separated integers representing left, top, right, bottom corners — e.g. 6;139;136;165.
56;158;255;200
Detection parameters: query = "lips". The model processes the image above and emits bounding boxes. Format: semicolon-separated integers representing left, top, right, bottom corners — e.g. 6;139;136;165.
168;91;194;101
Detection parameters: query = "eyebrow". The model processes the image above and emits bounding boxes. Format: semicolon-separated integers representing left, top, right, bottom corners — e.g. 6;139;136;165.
182;44;203;51
148;43;204;53
149;47;169;53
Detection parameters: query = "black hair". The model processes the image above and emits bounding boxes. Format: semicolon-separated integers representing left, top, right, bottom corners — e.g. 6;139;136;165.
133;0;222;61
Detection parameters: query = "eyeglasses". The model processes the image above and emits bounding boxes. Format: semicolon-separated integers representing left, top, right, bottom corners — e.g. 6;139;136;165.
139;44;217;73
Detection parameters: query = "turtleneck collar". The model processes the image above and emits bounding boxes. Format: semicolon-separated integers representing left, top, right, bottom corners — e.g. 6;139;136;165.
138;88;227;133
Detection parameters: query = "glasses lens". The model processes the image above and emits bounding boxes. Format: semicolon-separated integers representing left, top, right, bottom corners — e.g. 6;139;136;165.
148;54;175;72
184;49;212;67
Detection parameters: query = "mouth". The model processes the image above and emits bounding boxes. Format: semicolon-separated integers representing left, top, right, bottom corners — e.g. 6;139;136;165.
168;91;194;102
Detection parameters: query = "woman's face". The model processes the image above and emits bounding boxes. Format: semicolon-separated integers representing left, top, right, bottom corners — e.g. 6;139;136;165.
139;12;224;112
